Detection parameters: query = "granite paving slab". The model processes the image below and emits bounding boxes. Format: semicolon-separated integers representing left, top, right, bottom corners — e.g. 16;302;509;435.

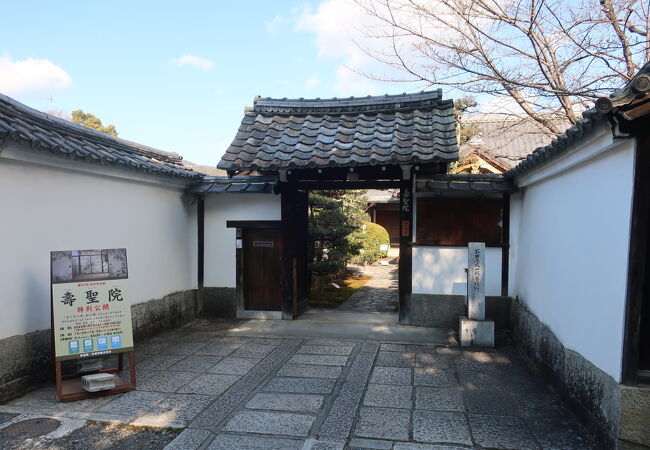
136;370;200;393
307;338;359;347
412;410;472;446
353;407;410;441
278;364;342;379
527;416;592;450
298;345;354;356
168;355;223;372
393;444;469;450
231;343;278;358
250;337;284;345
413;368;458;387
189;338;303;430
208;356;261;375
246;393;324;413
97;390;168;416
319;382;366;439
134;393;214;425
177;373;241;396
137;354;184;371
415;387;465;412
415;353;455;369
360;341;380;353
469;414;540;449
223;411;315;437
165;429;214;450
264;377;336;394
376;351;416;368
348;437;394;449
370;367;412;385
380;343;408;352
207;433;304;449
464;389;519;416
363;384;413;409
303;437;346;450
166;341;209;356
195;342;243;356
347;350;378;383
287;354;349;366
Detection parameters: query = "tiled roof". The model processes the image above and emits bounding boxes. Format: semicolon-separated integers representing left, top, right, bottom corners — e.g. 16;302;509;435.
418;174;516;194
0;93;201;180
461;115;569;170
189;176;275;194
218;90;458;172
508;63;650;178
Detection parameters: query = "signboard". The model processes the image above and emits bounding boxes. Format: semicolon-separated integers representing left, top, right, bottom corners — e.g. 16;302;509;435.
50;249;133;361
467;242;486;320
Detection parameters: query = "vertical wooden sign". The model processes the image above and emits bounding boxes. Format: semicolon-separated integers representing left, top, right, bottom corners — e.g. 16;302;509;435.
398;173;414;324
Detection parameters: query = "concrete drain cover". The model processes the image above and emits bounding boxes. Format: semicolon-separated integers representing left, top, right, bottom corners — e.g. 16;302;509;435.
0;418;61;439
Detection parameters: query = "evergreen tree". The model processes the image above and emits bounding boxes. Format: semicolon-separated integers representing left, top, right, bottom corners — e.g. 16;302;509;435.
309;190;368;277
71;110;118;136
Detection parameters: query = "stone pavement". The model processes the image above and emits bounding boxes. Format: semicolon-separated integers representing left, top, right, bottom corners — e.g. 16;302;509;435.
337;263;398;313
0;318;593;449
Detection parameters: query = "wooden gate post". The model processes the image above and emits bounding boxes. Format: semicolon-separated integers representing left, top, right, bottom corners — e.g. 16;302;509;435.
280;183;297;320
399;165;414;325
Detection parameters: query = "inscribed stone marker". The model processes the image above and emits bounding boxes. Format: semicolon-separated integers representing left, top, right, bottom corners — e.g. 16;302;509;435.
467;242;485;320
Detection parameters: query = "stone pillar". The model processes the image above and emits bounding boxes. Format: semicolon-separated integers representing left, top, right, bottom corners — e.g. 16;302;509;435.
460;242;494;347
467;242;486;320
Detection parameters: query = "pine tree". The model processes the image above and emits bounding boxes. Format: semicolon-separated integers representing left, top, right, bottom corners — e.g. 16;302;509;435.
309;190;368;277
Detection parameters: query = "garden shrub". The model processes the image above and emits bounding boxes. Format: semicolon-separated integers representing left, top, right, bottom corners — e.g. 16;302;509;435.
352;221;390;265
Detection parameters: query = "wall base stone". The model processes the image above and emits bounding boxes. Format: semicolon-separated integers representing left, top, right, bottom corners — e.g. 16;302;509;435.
0;329;51;403
0;289;197;403
201;287;236;318
131;289;198;341
404;294;511;330
510;299;627;448
619;384;650;448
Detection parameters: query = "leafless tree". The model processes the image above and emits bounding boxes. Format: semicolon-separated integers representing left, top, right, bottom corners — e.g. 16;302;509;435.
353;0;649;133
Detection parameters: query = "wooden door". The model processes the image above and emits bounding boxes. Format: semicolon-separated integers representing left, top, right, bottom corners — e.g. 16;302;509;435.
243;228;283;311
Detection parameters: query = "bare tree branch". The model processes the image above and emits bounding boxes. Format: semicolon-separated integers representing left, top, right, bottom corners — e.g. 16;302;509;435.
352;0;648;134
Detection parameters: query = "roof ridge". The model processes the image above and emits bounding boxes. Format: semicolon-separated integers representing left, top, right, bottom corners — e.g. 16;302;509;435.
0;92;183;164
252;90;449;115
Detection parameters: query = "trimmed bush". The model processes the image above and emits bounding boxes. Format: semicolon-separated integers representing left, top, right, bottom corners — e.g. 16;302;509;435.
352;221;390;265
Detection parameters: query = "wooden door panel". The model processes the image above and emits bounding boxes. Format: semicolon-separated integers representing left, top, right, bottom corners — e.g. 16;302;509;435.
243;228;283;311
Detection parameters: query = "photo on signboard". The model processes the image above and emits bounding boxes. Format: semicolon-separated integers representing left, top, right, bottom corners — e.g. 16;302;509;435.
51;248;128;283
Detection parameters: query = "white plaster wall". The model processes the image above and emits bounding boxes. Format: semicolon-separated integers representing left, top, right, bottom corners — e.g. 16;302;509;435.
510;128;635;381
203;193;282;288
0;153;197;339
412;246;502;296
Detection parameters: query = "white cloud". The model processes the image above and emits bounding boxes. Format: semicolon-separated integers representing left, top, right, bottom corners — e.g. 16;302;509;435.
0;55;72;96
267;13;289;35
334;65;378;96
296;0;368;63
169;54;215;71
295;0;409;95
304;73;321;89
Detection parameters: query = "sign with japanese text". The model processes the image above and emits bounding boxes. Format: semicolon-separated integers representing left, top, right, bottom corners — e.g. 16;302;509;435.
467;242;486;320
50;249;133;361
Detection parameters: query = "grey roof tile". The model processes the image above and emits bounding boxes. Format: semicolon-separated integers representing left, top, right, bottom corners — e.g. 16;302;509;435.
0;93;201;180
218;91;458;172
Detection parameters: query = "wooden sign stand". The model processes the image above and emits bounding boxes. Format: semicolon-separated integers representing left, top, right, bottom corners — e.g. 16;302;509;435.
55;351;136;402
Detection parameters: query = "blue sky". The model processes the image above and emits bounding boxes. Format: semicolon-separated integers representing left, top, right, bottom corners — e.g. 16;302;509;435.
0;1;423;166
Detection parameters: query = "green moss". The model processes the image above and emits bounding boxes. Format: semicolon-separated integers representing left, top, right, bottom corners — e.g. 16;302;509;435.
309;274;371;308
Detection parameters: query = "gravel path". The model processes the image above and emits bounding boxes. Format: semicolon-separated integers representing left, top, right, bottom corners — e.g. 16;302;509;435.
0;422;178;450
